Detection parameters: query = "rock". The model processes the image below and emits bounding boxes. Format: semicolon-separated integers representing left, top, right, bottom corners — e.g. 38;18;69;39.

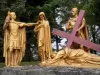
0;65;100;75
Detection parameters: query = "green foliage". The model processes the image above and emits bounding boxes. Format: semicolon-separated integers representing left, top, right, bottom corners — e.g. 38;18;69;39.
83;0;100;25
0;0;100;62
83;0;100;48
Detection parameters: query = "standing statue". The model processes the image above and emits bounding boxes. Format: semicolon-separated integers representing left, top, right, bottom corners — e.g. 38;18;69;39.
3;11;38;67
66;8;90;52
34;12;52;63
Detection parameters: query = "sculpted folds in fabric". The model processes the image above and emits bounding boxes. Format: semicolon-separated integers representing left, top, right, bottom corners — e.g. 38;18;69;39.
40;47;100;68
3;11;37;67
3;16;26;66
34;12;52;62
66;8;90;52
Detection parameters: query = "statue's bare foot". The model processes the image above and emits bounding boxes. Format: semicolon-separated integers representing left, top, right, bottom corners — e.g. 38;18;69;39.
39;61;46;66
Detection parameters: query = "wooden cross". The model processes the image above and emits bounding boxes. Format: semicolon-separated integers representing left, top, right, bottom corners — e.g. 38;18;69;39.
52;10;100;51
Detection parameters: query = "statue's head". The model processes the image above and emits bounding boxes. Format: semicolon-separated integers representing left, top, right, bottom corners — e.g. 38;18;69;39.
71;7;78;16
38;12;47;21
9;12;16;20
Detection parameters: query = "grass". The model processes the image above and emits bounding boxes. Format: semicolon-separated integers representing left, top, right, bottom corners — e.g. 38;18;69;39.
21;61;40;66
0;63;5;68
0;61;40;68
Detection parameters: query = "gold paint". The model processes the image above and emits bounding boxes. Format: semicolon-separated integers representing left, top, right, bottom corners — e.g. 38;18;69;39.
3;11;38;67
66;8;90;52
40;47;100;68
34;12;53;63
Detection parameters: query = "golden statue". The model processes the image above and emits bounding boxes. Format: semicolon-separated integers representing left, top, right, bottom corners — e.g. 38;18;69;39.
40;47;100;68
3;11;38;67
66;8;90;52
34;12;52;63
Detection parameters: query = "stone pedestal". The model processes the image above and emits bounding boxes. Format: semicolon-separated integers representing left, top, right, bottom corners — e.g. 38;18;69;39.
0;65;100;75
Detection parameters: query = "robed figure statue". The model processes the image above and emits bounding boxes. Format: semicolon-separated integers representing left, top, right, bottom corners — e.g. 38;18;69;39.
3;11;37;67
34;12;53;63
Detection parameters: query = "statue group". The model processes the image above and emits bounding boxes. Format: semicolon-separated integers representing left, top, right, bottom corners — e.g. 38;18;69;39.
3;8;100;68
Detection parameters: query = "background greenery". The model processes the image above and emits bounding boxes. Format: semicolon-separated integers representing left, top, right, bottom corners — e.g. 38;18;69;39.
0;0;100;64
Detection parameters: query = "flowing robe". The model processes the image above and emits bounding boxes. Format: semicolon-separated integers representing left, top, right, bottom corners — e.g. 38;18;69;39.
66;17;90;52
34;20;52;62
41;47;100;68
3;19;26;66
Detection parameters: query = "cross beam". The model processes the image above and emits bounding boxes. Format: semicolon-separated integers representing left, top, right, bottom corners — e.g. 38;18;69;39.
52;28;100;51
52;10;100;51
66;10;85;47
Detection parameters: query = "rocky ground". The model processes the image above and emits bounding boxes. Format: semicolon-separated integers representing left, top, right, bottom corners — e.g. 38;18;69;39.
0;65;100;75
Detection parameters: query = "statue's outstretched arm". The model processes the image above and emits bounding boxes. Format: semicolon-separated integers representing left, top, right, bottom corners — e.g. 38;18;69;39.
19;22;38;27
25;23;38;26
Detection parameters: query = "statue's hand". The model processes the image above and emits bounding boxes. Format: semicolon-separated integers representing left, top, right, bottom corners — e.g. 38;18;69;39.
77;28;80;32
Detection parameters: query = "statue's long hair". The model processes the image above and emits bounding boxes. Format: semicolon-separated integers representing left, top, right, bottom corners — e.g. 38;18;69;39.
38;12;47;21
